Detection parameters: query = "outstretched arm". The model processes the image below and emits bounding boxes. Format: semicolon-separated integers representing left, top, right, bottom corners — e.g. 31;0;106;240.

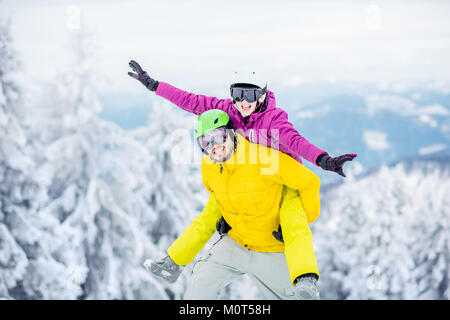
128;60;231;115
269;109;327;165
270;109;357;176
167;190;222;265
156;82;231;115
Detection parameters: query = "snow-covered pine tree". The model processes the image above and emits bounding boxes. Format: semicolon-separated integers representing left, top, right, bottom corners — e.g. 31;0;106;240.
313;159;449;299
21;27;169;299
0;12;42;300
17;22;210;298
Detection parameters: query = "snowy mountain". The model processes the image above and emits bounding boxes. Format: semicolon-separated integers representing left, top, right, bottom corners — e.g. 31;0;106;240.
285;87;450;184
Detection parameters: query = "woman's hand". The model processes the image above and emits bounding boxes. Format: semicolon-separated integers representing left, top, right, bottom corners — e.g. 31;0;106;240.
317;153;357;177
128;60;159;91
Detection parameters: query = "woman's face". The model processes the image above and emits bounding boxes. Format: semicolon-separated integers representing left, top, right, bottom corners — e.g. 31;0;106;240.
234;100;258;117
206;132;235;163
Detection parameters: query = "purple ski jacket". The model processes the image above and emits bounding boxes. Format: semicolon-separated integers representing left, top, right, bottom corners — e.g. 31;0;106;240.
155;82;327;165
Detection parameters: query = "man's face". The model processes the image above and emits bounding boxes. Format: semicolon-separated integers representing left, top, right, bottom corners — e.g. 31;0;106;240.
202;130;235;163
234;100;257;117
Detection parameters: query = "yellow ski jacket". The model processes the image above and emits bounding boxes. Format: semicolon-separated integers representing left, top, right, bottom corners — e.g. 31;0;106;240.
168;134;320;283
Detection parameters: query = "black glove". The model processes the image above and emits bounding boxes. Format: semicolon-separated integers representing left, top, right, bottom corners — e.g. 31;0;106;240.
316;153;357;177
128;60;159;91
216;217;231;235
272;225;284;243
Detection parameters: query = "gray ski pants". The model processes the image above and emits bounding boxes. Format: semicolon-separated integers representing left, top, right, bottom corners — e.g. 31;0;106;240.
184;235;295;300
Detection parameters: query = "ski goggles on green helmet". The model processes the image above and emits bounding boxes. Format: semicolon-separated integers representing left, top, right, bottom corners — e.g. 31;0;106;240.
197;127;228;151
230;83;267;103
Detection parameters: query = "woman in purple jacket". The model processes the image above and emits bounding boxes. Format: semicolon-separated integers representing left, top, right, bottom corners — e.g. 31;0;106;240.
128;60;356;174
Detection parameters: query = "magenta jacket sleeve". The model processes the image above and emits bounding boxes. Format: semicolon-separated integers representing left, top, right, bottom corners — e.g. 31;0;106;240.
270;109;328;166
155;81;231;115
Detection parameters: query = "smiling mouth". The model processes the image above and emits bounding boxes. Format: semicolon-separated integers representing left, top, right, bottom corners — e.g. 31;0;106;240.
242;105;251;111
212;145;225;156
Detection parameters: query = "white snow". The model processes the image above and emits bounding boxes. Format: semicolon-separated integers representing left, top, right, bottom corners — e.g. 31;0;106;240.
415;103;449;116
297;104;331;119
365;94;416;116
419;144;447;155
419;114;438;127
364;95;449;131
362;130;391;151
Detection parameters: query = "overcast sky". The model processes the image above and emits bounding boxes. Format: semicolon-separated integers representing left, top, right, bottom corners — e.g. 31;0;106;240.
3;0;450;96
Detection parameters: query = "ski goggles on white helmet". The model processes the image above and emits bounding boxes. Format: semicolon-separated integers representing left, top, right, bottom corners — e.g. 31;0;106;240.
197;127;228;151
230;83;267;103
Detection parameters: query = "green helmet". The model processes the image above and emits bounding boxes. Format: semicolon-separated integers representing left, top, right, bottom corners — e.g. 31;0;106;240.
194;109;232;139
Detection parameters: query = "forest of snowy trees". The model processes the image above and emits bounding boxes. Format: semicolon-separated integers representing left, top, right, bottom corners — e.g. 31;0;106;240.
0;10;448;300
0;15;206;299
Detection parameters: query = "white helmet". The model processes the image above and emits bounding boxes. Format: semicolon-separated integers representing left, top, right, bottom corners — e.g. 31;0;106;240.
229;70;267;105
230;70;267;90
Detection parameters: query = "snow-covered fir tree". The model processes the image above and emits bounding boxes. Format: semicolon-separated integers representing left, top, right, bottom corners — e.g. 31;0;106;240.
0;18;207;299
21;27;211;299
0;13;39;300
314;158;449;300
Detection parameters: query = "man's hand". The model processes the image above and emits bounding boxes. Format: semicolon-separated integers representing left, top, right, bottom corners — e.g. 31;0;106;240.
128;60;159;91
295;274;320;300
216;216;232;235
272;225;284;243
143;255;183;283
317;153;357;177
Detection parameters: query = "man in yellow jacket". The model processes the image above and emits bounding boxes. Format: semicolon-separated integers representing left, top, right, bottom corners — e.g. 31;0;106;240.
144;110;321;300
